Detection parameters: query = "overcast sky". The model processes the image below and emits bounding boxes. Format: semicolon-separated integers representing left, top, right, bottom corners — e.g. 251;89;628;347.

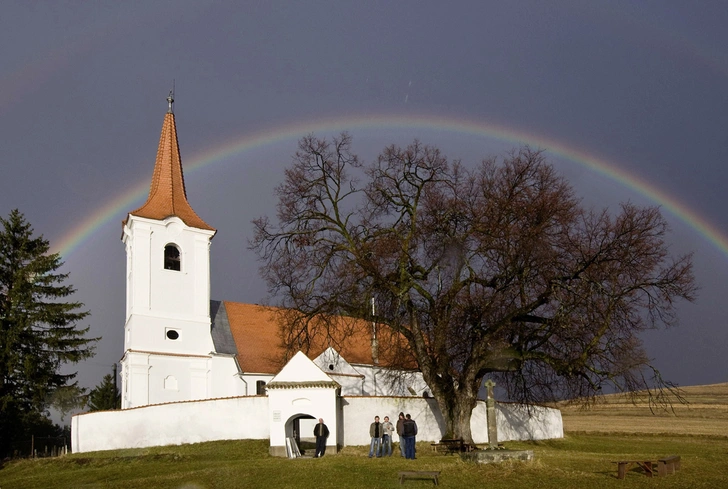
2;1;728;402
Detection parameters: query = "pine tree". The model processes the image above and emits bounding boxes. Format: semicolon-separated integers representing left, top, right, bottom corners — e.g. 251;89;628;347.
88;373;120;411
0;209;97;456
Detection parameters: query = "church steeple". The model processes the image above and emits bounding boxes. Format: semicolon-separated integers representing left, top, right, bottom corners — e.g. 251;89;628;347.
126;94;215;233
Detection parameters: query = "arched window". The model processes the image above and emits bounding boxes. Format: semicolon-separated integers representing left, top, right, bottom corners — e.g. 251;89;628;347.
164;244;181;271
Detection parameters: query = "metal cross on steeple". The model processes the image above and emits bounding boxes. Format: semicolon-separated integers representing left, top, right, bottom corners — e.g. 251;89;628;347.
167;88;174;113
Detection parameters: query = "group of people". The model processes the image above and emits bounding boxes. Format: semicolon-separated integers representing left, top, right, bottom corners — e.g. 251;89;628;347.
311;412;419;460
369;412;418;459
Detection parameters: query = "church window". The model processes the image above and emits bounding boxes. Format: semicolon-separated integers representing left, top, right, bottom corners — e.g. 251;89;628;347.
164;244;181;271
166;329;179;340
328;364;335;371
256;380;266;395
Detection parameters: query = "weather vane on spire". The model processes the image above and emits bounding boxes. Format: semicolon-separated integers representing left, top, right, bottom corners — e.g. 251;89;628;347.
167;80;175;113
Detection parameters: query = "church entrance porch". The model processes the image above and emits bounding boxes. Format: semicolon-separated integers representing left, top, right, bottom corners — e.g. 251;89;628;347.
288;414;316;457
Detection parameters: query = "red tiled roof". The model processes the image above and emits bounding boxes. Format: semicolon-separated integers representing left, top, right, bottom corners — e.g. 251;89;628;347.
124;111;215;232
224;302;286;374
223;302;413;375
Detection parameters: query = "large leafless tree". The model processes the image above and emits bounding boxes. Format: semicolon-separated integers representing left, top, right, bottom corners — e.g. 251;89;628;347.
252;134;696;442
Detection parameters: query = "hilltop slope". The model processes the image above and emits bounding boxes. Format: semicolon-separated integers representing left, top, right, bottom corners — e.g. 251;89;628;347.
559;382;728;436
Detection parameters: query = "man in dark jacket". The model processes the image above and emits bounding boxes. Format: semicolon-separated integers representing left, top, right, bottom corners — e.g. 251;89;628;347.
396;412;406;457
313;418;330;458
402;414;418;459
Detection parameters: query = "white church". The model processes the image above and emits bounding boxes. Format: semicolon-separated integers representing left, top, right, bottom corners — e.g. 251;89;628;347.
71;96;563;455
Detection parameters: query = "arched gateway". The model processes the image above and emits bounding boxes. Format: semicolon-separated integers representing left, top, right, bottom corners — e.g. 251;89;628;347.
267;352;341;457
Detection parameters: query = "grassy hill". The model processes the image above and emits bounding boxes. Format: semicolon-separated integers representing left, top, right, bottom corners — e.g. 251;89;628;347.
1;383;727;488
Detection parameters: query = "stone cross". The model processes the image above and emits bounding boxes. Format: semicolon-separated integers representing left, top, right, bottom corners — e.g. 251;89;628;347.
485;379;498;449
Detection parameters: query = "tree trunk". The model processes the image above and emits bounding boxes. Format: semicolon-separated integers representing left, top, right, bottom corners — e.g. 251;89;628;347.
433;386;478;444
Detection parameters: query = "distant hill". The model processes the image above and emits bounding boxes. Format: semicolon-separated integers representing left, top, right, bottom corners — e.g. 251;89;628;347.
558;382;728;436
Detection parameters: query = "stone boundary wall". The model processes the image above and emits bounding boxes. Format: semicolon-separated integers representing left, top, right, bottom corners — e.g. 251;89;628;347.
71;396;269;453
72;396;562;453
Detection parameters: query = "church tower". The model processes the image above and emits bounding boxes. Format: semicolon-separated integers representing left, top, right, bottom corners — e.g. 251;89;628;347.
119;94;218;408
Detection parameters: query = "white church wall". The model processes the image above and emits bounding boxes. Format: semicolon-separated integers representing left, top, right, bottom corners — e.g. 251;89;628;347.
240;374;275;396
121;351;149;408
147;219;211;321
327;373;364;396
150;355;200;405
210;355;247;398
122;353;249;408
349;365;430;397
354;366;379;396
72;396;269;453
125;314;216;356
313;348;361;376
123;216;215;359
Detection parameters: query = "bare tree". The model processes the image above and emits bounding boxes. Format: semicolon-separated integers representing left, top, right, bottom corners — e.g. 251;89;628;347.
251;134;696;443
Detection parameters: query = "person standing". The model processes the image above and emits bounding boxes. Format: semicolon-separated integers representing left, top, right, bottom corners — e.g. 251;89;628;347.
313;418;329;458
403;413;418;459
381;415;395;456
396;412;406;457
368;415;383;458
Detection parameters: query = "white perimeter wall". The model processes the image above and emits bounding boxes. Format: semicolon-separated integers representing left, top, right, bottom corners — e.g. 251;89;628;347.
495;402;563;441
72;395;562;453
339;397;562;446
72;396;268;453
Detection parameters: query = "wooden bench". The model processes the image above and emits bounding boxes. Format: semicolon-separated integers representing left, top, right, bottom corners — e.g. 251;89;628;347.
430;438;475;453
613;456;681;479
658;455;681;476
612;460;656;479
399;471;440;485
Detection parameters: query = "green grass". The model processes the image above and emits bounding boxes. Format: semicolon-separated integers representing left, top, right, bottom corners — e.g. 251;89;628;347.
2;434;727;488
5;385;728;488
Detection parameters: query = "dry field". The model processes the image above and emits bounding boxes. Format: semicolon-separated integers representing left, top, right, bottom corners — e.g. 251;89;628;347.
559;382;728;436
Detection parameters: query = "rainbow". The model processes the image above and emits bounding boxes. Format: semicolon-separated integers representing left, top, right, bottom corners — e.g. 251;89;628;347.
52;113;728;259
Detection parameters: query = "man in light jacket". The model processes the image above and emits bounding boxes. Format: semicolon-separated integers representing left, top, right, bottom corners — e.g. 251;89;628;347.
381;415;395;456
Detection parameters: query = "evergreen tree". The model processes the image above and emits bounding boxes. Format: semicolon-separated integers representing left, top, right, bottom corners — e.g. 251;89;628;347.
0;209;97;456
87;373;120;411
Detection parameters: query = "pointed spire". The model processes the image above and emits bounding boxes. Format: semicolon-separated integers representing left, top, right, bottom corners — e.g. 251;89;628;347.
125;95;215;233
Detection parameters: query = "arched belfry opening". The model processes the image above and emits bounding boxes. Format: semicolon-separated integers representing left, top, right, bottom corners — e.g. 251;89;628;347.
164;244;181;271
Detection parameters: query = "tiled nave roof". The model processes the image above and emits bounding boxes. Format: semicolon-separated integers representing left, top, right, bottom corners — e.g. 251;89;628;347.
213;302;413;375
